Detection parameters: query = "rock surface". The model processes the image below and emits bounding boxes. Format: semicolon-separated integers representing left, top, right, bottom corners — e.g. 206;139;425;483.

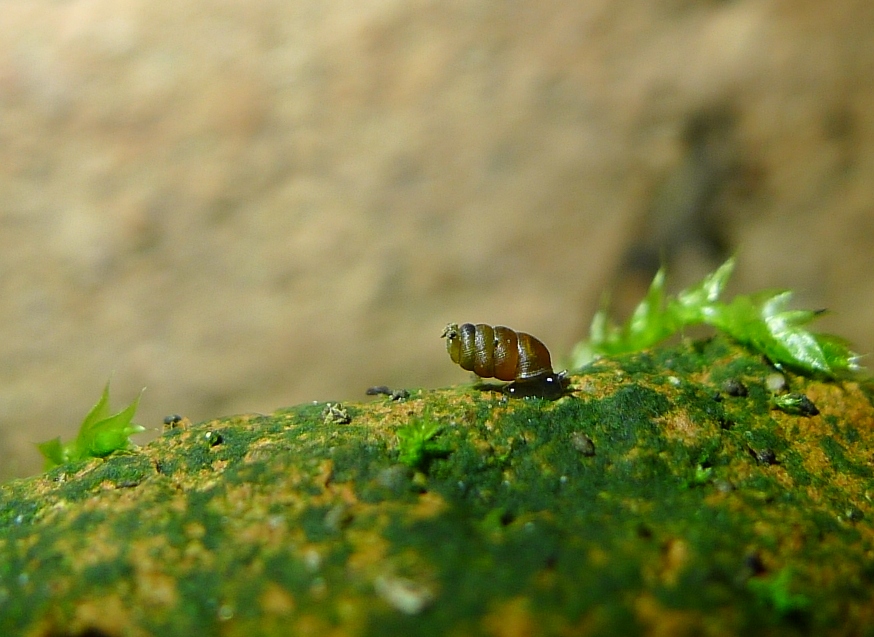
2;0;874;478
2;337;873;636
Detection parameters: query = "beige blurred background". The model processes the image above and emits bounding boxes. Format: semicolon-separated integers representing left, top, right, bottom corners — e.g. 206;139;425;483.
2;0;873;478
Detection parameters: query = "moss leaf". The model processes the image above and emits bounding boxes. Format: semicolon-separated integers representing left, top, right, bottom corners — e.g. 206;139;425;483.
36;383;146;470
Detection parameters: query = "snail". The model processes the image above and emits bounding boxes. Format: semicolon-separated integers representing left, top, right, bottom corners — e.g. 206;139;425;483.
441;323;569;399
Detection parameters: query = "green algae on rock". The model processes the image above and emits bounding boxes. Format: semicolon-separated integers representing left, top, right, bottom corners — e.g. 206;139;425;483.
2;337;874;636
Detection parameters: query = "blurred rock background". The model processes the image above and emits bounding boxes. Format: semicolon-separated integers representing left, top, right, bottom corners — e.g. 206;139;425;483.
2;0;873;478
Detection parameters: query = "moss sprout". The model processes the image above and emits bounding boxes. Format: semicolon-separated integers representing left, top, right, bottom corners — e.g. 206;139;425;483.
36;381;145;470
396;415;448;470
571;257;862;379
747;567;811;617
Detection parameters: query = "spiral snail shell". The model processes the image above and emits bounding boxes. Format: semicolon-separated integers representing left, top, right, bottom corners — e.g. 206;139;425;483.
441;323;568;399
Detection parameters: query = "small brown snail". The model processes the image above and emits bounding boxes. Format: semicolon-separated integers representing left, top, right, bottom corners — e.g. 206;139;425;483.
441;323;569;399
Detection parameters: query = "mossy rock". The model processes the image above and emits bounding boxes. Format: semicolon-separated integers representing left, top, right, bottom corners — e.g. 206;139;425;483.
2;337;874;636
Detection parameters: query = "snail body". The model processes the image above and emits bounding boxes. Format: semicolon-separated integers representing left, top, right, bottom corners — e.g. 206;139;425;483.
441;323;568;399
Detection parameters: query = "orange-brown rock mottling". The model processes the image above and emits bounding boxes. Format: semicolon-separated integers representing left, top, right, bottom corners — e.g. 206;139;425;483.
2;338;873;635
2;0;874;479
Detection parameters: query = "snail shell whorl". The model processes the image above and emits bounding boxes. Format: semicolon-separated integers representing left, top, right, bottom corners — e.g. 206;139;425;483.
442;322;554;382
513;331;554;380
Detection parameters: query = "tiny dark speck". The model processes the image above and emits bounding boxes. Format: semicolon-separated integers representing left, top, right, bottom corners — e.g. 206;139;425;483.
743;551;767;576
722;378;748;397
845;507;864;522
748;446;777;465
570;432;596;456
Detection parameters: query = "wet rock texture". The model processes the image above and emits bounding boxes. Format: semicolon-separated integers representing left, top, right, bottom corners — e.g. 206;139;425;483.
2;338;873;636
1;0;873;479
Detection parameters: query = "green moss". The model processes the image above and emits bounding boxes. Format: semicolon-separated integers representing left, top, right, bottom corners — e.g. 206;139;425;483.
748;567;811;617
578;257;862;378
50;454;155;502
81;555;135;588
272;401;331;423
3;337;874;636
37;381;146;469
396;415;447;470
820;435;872;477
780;449;816;487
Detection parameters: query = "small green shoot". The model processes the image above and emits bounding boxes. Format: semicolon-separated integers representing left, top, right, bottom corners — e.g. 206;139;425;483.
396;416;448;470
682;464;714;489
747;567;811;616
571;257;862;379
771;393;819;417
37;381;146;470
